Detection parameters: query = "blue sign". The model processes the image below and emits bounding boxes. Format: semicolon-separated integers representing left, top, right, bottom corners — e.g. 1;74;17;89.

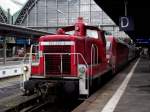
119;16;134;31
0;37;4;43
16;38;30;45
136;38;150;44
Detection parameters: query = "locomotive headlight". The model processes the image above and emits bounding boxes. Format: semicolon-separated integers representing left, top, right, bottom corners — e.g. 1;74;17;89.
23;66;28;72
78;65;86;79
79;66;85;74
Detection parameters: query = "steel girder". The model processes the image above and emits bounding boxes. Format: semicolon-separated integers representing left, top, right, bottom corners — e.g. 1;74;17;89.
15;0;39;25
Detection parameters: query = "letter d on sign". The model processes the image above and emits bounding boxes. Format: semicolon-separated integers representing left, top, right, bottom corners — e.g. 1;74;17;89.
121;17;129;28
119;16;134;31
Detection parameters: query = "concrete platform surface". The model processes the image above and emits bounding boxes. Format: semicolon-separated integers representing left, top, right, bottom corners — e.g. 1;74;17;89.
114;58;150;112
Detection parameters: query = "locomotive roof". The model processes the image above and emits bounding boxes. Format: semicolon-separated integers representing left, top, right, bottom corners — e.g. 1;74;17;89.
59;25;104;32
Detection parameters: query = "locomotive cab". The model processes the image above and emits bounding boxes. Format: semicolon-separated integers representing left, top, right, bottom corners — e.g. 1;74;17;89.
22;17;108;97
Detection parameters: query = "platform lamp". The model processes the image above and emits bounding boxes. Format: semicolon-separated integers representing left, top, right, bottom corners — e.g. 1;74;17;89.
124;0;128;16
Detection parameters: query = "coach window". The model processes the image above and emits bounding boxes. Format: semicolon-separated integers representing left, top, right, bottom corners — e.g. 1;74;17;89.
87;29;98;39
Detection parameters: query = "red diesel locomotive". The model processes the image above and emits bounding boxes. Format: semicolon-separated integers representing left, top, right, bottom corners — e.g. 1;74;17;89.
22;17;131;97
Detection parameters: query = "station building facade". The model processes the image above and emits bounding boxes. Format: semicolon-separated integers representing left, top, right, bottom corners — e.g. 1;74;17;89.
0;0;130;58
14;0;128;38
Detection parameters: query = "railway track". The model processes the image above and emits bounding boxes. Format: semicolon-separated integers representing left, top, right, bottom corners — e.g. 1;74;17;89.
4;94;41;112
20;100;51;112
2;80;80;112
4;93;82;112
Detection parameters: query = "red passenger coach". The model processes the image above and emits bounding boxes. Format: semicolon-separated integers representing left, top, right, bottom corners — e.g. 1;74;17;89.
106;35;129;73
22;17;131;97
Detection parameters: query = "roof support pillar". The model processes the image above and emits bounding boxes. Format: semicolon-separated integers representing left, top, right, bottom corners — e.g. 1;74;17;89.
3;37;7;64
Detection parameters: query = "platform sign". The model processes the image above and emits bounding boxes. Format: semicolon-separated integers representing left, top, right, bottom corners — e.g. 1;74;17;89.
136;38;150;44
119;16;134;31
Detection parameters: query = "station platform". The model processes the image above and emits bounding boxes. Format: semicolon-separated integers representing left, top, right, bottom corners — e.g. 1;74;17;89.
73;57;150;112
0;58;28;78
0;57;23;66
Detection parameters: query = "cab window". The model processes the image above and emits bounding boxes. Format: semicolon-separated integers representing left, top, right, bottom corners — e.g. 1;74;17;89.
87;29;98;39
65;31;74;35
32;45;40;63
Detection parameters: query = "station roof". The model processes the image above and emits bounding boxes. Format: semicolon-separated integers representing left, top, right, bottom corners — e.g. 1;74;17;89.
94;0;150;46
0;22;52;38
0;7;7;23
14;0;37;25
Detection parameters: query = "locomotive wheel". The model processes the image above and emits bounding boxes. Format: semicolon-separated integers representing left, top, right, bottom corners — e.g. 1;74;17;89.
88;76;101;95
36;82;51;98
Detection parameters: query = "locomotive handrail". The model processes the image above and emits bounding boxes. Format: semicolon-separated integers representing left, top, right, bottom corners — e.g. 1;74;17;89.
22;43;40;64
20;53;30;90
43;52;90;96
43;53;88;75
22;53;39;63
20;51;40;90
42;53;89;78
43;53;88;68
22;52;89;77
